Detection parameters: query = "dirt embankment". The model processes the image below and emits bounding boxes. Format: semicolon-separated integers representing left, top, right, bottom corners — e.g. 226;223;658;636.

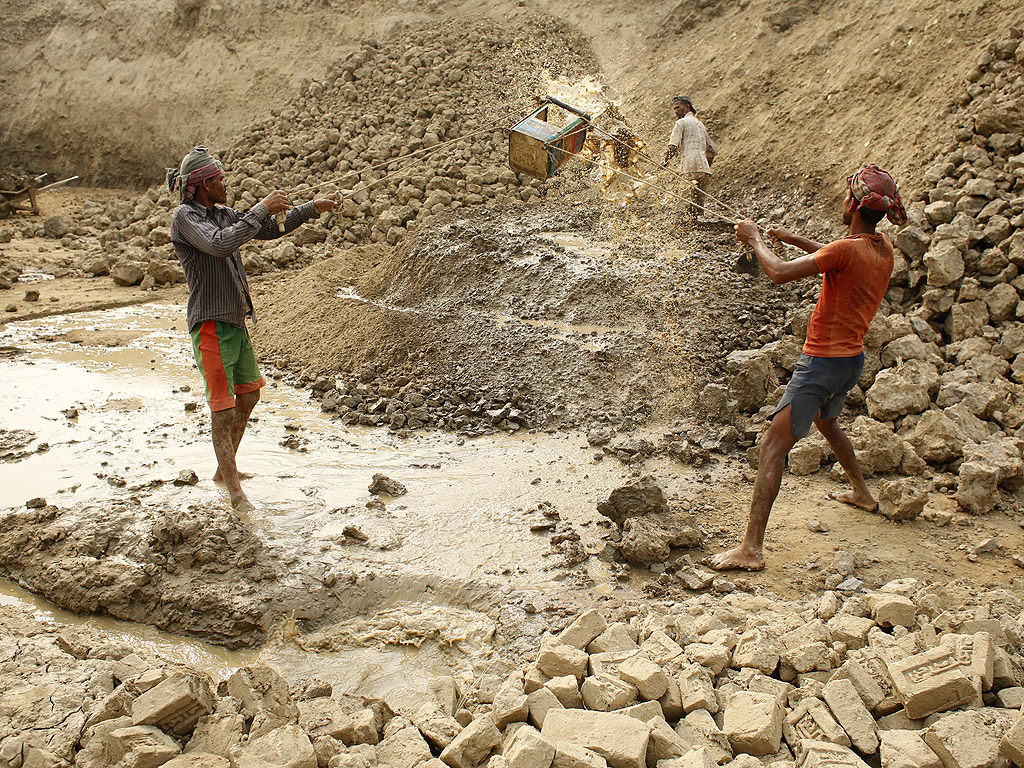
2;0;1022;202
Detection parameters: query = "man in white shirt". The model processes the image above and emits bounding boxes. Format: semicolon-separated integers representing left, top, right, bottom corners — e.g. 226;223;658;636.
665;95;716;221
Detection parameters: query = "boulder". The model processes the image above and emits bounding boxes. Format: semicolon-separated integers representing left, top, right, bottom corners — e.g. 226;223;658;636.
111;261;147;286
847;416;904;475
877;478;928;521
596;476;668;527
923;241;965;287
230;725;316;768
903;410;966;464
725;349;776;412
866;369;930;421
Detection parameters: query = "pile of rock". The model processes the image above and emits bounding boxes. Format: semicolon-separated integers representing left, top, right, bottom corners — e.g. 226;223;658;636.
438;581;1023;768
311;374;532;435
718;31;1024;516
3;577;1023;768
77;18;596;287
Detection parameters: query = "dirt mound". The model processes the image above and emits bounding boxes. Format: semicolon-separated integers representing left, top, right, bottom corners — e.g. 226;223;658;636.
253;199;807;432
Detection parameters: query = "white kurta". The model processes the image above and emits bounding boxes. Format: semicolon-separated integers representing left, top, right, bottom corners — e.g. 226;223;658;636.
669;114;716;176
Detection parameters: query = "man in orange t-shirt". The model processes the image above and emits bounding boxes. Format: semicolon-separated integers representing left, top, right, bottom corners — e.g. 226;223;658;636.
711;164;906;571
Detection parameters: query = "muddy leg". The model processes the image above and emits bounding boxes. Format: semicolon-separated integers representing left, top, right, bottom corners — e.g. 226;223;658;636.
211;406;254;512
711;406;799;571
213;390;260;482
693;174;708;216
815;415;877;511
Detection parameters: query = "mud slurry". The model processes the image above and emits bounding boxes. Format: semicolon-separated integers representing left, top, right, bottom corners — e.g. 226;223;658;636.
0;305;649;661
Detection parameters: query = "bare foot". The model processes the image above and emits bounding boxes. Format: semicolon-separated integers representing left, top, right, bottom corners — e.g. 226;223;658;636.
230;492;255;513
708;545;764;572
214;469;255;482
829;489;878;512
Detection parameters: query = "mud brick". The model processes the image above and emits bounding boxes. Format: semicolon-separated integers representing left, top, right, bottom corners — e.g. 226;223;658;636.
887;647;978;719
939;631;995;691
682;708;733;764
581;675;637;712
540;679;581;716
993;648;1023;690
552;742;607;768
722;691;783;756
781;620;830;649
617;700;663;722
525;664;551;694
656;747;717;768
494;672;530;729
439;714;501;768
617;655;669;701
685;642;732;676
589;651;638;678
537;638;589;681
527;687;564;729
994;686;1024;709
559;610;608;650
412;703;461;751
958;618;1003;643
731;628;780;675
783;699;850;755
541;709;651;768
828;658;885;711
506;726;555;768
1002;708;1024;765
828;616;875;650
875;710;924;731
652;676;681;722
678;664;718;714
337;709;378;746
868;594;918;629
822;679;879;755
740;671;793;705
131;674;215;736
545;674;583;710
587;624;638;655
639;630;686;672
879;730;941;768
924;709;1009;768
781;641;832;675
798;741;870;768
646;716;691;765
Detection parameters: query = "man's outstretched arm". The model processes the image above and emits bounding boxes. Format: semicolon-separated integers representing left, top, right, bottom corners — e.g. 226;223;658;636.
737;220;821;285
768;226;827;254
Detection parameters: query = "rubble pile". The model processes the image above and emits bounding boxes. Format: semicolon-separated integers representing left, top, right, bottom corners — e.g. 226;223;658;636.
719;31;1024;515
71;18;598;289
3;580;1024;768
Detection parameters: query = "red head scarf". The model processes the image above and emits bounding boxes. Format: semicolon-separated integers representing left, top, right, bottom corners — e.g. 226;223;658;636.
847;163;907;226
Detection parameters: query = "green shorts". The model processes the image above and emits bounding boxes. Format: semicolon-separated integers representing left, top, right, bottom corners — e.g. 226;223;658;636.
190;321;265;411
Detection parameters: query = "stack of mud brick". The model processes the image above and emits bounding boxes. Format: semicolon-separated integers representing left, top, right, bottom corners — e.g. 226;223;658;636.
471;583;1024;768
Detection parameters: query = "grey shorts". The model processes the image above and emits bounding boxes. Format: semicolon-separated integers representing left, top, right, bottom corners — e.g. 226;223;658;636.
771;352;865;438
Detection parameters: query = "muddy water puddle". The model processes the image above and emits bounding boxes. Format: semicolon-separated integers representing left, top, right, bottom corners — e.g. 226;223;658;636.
0;302;644;705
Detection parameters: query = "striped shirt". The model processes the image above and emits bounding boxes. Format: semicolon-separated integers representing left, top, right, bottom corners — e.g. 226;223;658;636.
669;114;716;176
171;199;318;331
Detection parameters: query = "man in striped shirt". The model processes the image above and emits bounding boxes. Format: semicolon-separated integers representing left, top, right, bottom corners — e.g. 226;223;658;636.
168;146;337;512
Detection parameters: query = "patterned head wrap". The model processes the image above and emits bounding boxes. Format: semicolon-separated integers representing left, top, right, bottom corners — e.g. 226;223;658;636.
166;146;224;203
847;163;907;226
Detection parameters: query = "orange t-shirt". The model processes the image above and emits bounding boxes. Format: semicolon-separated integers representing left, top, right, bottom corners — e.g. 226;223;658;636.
803;233;894;358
